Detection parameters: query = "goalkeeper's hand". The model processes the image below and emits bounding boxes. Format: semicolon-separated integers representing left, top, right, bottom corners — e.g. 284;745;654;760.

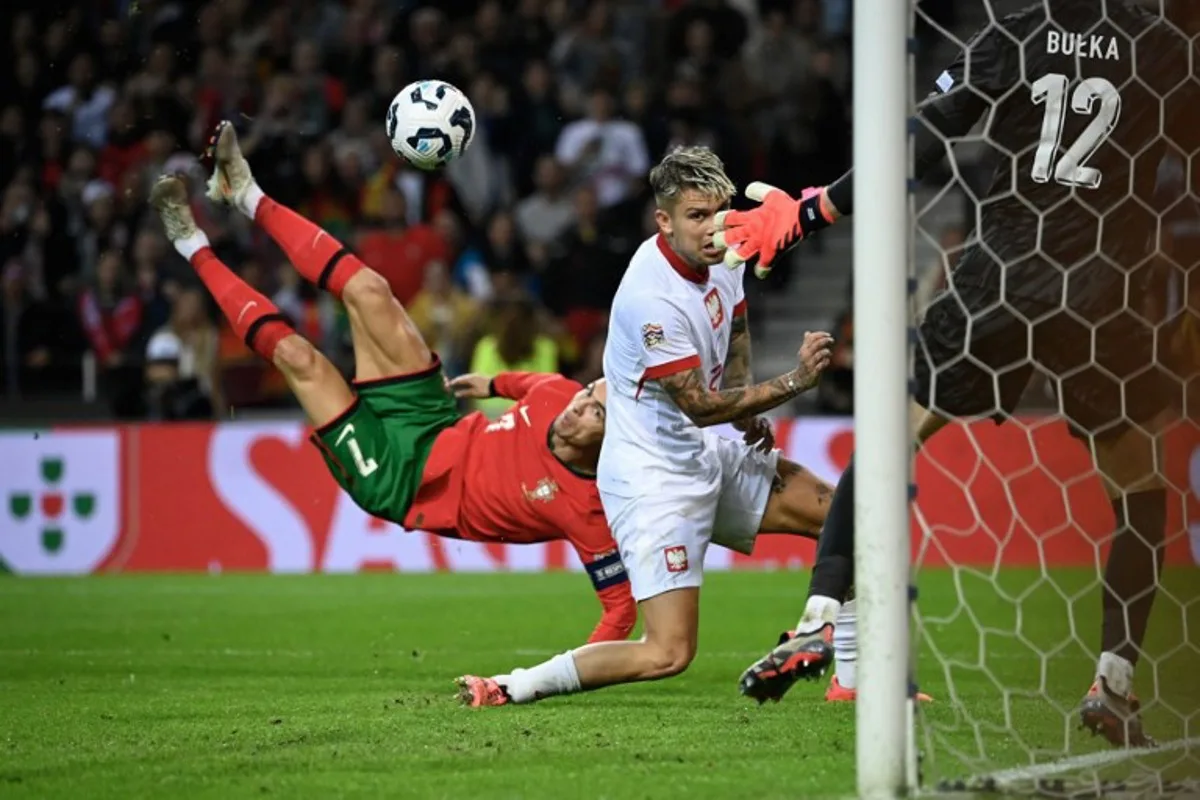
713;182;838;279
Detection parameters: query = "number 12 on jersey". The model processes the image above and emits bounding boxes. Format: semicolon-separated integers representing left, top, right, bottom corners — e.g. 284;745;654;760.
1030;73;1121;189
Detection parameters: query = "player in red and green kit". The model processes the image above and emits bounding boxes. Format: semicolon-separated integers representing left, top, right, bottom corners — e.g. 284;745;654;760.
150;121;635;644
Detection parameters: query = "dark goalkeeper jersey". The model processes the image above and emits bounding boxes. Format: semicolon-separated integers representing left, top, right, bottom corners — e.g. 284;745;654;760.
921;0;1198;308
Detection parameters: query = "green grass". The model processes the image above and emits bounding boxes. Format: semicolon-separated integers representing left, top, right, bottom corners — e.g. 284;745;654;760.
1;570;1197;799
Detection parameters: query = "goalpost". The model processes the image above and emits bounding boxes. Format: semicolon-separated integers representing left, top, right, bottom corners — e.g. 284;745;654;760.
856;2;1199;797
853;0;914;796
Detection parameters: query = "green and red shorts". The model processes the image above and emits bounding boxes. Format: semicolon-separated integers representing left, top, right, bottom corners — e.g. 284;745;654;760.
311;360;461;523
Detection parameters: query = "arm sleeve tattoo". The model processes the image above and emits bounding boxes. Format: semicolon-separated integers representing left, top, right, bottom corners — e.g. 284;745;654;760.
658;365;809;428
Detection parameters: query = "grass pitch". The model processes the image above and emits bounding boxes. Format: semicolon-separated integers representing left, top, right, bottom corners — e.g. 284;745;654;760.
2;570;1197;799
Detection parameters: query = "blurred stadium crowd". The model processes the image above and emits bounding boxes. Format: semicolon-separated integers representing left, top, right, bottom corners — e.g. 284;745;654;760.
0;0;957;420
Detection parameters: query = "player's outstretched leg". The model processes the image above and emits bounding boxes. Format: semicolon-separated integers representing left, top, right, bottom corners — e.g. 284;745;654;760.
206;120;433;383
204;123;459;529
151;176;355;427
458;588;701;708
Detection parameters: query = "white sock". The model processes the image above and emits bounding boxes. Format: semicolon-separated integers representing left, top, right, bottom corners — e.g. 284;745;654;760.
833;599;858;689
1097;651;1134;697
173;231;210;261
797;595;841;635
240;183;265;220
497;651;582;704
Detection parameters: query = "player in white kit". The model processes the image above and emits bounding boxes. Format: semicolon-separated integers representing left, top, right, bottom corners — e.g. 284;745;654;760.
455;147;837;707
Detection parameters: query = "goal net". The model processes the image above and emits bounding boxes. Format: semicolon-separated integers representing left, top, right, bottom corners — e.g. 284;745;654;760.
903;1;1200;795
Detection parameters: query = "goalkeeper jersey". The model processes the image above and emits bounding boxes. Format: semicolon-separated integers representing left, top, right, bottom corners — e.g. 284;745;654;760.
920;0;1198;309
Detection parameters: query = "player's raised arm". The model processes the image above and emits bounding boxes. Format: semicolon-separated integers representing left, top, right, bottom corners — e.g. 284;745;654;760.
657;330;833;428
633;288;831;426
714;14;1020;276
825;19;1014;216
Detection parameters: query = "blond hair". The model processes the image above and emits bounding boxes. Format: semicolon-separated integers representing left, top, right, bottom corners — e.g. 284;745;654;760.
648;146;736;209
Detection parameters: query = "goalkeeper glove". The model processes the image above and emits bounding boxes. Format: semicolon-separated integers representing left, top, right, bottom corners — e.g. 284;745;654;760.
713;182;837;278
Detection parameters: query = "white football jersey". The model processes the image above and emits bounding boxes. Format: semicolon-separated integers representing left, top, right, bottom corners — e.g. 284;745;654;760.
598;234;746;495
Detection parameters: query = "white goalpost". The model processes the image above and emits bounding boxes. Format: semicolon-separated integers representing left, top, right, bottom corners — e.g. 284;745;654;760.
852;1;1200;797
852;0;914;796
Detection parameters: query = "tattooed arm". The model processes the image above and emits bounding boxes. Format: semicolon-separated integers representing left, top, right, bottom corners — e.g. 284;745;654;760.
724;311;752;389
658;366;814;427
657;329;833;427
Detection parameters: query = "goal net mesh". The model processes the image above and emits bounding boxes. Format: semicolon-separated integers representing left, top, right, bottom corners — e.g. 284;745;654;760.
906;1;1200;795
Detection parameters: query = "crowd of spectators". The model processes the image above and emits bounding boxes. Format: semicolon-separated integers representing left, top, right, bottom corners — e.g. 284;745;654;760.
0;0;861;420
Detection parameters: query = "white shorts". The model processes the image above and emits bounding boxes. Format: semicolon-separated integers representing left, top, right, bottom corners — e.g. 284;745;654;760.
599;432;780;602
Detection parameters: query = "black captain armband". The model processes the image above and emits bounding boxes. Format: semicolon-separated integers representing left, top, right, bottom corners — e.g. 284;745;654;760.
585;550;628;591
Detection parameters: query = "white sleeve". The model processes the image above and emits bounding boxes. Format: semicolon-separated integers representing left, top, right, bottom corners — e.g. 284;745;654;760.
145;330;181;363
632;295;699;380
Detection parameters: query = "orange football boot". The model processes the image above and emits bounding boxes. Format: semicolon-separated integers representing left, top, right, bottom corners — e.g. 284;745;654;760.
823;675;932;703
456;675;511;708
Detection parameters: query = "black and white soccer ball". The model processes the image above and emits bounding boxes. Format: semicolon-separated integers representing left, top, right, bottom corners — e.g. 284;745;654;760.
385;80;476;171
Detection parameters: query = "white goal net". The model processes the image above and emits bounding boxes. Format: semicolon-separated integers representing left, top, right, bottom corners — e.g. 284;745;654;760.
902;0;1200;796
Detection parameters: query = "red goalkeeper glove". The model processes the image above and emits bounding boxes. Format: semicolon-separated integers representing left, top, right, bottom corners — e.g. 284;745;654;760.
713;182;837;278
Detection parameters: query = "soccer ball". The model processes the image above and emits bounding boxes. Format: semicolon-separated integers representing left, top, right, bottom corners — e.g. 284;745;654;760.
385;80;476;171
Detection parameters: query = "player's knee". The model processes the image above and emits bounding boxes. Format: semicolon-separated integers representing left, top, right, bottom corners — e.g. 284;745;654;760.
642;637;696;678
272;336;320;379
341;266;392;314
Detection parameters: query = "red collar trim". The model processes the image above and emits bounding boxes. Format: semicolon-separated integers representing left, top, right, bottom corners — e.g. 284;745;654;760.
656;234;708;285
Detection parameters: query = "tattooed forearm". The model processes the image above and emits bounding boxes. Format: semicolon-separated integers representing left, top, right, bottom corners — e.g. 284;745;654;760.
658;365;812;428
724;313;752;389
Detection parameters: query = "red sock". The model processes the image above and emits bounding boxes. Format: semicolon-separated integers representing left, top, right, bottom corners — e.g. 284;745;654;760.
192;248;294;362
254;196;363;298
